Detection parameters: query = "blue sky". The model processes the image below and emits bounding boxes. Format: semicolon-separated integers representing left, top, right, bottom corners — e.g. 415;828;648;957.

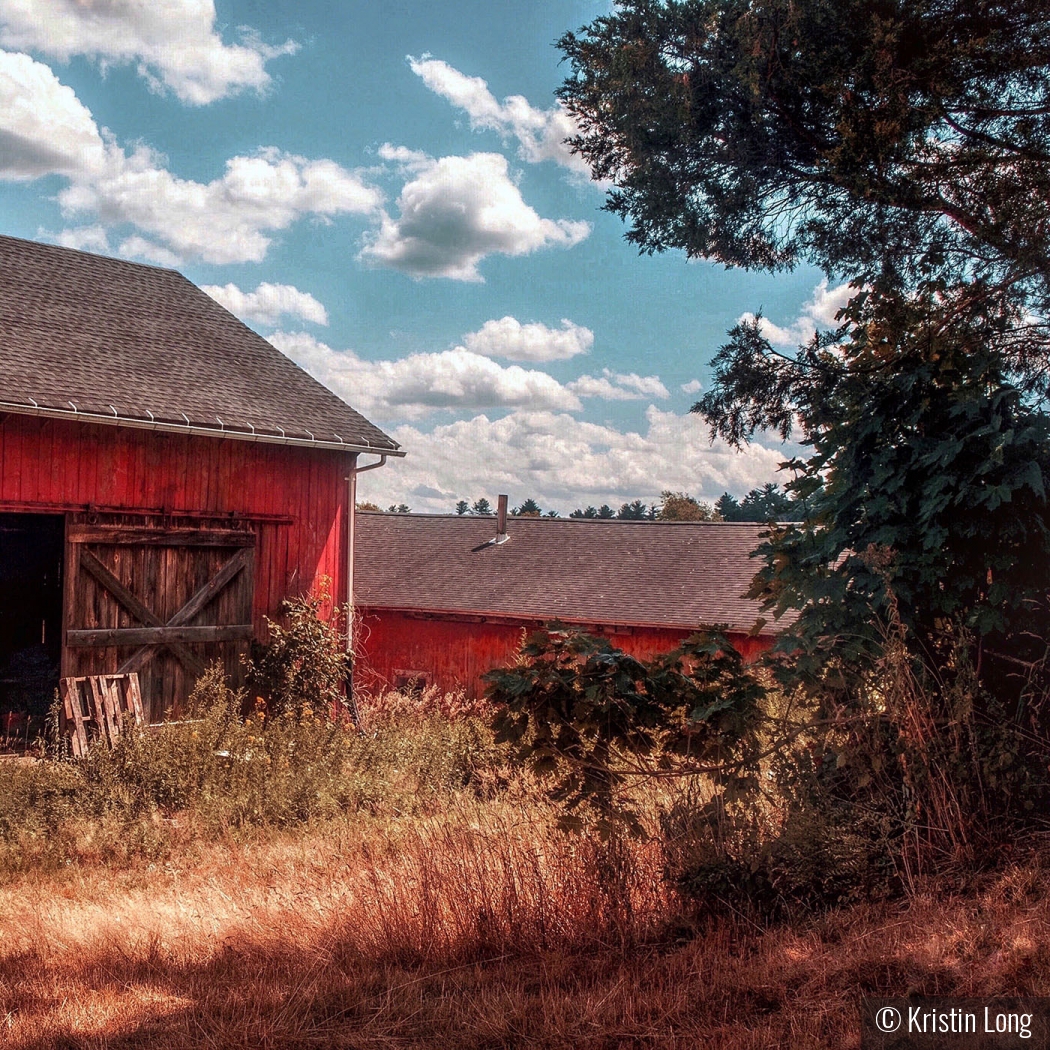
0;0;837;513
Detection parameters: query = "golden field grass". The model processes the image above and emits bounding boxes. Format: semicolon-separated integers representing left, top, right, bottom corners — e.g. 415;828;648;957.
3;797;1050;1049
2;685;1049;1049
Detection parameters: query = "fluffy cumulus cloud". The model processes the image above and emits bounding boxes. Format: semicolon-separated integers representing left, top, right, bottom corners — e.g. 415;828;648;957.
202;282;328;327
269;331;583;420
569;369;669;401
0;0;297;105
681;379;703;395
0;51;381;264
267;330;774;513
354;407;790;514
462;316;592;362
742;279;855;347
271;330;678;421
270;322;679;421
0;50;106;179
114;234;181;267
59;145;381;265
364;149;590;280
52;224;110;253
409;56;589;175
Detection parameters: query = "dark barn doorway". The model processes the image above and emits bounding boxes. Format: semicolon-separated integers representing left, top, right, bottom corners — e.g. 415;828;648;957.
0;513;63;743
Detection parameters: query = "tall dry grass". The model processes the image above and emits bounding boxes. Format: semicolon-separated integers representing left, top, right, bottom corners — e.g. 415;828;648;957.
3;818;1050;1048
2;679;1049;1048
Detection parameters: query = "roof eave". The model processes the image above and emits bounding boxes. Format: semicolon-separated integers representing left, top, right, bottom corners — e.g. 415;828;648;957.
0;400;405;457
353;602;772;635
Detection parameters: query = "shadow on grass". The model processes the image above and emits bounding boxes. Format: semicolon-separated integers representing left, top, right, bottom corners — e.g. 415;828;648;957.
8;891;1044;1050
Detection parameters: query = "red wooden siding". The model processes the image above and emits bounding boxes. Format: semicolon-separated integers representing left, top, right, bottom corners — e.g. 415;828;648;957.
0;414;351;631
354;609;774;699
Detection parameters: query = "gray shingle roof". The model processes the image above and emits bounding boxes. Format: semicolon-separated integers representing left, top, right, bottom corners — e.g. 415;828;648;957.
355;513;788;634
0;234;400;454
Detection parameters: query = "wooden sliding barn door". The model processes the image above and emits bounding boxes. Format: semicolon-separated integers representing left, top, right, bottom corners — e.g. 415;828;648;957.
63;525;256;723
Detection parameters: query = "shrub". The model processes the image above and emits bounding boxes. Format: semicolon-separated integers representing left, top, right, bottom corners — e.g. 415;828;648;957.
659;772;897;919
485;619;1050;917
486;625;767;836
244;584;350;717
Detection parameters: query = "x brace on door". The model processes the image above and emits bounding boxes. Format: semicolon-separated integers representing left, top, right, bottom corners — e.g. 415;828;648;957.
66;545;254;674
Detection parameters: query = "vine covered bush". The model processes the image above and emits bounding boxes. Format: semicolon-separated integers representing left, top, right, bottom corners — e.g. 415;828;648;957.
244;585;350;717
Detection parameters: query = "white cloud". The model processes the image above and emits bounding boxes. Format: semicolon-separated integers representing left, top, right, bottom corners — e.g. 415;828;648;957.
271;330;676;419
409;56;589;176
681;379;703;394
61;145;382;265
363;150;590;281
377;143;432;172
269;331;583;420
202;282;328;327
0;50;106;179
0;52;382;265
355;407;790;515
117;234;180;267
462;316;592;362
268;330;782;514
51;224;110;253
272;332;675;419
741;279;854;347
569;369;669;401
0;0;297;105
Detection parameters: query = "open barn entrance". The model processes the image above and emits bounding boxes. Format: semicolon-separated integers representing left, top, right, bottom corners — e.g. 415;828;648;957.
0;513;63;743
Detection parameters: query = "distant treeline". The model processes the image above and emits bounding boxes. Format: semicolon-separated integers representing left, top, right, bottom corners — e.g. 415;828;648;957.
424;483;804;522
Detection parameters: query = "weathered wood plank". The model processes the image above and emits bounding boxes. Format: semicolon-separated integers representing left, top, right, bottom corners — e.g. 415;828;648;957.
125;673;145;725
69;624;254;646
88;676;112;740
68;527;256;547
80;549;207;676
114;546;252;682
59;674;146;753
100;677;123;740
61;514;78;680
80;549;167;628
60;678;89;758
171;547;252;626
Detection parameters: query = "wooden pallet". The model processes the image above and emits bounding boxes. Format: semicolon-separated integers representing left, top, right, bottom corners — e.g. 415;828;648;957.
60;673;145;757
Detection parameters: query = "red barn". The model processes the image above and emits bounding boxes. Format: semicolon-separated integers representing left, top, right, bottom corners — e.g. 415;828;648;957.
0;234;400;727
353;508;781;698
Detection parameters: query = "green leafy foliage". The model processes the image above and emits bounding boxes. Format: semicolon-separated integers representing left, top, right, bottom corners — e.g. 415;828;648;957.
617;499;655;520
716;484;802;522
705;290;1050;705
554;0;1050;887
244;587;350;718
662;791;894;917
559;0;1050;737
486;626;766;835
559;0;1050;312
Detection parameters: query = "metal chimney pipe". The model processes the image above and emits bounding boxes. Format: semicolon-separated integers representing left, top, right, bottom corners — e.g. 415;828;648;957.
496;494;508;542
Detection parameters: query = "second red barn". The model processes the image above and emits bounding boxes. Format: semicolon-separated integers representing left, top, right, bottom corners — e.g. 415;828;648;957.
353;506;783;699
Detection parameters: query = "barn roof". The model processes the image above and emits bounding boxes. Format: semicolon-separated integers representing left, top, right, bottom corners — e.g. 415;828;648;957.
354;513;787;635
0;235;401;455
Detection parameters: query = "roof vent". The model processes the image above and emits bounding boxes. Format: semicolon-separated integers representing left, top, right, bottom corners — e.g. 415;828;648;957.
494;494;509;545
